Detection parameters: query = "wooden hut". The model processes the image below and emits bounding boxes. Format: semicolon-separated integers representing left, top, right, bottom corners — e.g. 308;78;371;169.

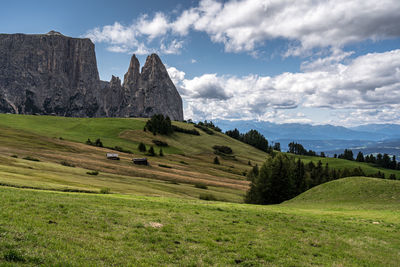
133;158;148;165
106;153;120;160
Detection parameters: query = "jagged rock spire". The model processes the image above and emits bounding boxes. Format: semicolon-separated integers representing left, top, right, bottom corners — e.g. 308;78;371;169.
123;54;140;90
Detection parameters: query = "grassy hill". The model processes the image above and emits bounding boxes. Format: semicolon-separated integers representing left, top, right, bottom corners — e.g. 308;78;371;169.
1;114;400;265
1;178;400;266
0;114;399;204
0;114;270;202
285;177;400;209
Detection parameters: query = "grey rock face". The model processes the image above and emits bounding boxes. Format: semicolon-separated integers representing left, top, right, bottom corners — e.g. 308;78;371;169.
0;32;183;120
0;32;100;116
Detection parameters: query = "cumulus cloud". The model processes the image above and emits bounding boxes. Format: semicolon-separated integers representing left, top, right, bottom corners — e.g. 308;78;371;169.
168;49;400;123
85;0;400;55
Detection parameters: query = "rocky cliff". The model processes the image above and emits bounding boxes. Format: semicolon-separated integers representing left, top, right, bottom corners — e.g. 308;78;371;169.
0;31;183;120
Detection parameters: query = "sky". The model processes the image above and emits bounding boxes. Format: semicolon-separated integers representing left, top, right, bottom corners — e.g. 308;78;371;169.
1;0;400;126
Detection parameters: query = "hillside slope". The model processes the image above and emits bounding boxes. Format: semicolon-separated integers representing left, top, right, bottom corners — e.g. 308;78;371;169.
0;114;269;202
285;177;400;209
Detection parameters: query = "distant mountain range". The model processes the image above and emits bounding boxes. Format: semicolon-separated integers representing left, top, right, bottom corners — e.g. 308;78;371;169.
213;120;400;157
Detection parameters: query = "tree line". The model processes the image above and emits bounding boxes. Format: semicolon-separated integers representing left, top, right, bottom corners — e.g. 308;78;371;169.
335;149;400;170
225;128;272;153
245;153;394;205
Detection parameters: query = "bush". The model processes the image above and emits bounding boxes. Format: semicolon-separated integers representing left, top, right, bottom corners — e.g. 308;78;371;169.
179;161;189;165
22;156;40;162
159;148;164;157
60;161;75;167
148;146;156;156
158;164;172;168
213;145;233;154
138;142;146;152
194;124;214;135
152;140;169;147
3;249;25;262
99;188;111;194
87;171;99;176
199;193;217;201
10;155;18;158
113;146;132;154
213;156;220;165
194;183;208;189
172;125;200;135
86;138;103;147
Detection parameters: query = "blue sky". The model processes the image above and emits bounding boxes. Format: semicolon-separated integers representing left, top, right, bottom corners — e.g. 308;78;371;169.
2;0;400;126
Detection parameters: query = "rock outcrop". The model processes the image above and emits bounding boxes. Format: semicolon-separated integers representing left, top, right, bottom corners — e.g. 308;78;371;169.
0;31;183;120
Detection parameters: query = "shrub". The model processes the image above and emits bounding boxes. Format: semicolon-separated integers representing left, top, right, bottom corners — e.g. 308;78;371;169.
179;161;189;165
194;124;214;135
199;193;217;201
22;156;40;162
158;164;172;168
86;138;103;147
86;171;99;176
389;174;397;180
213;145;233;154
99;188;111;194
60;161;75;167
152;140;169;147
214;156;220;165
159;148;164;157
172;125;200;135
194;183;208;189
113;146;132;154
138;142;146;152
3;250;25;262
148;146;156;156
10;155;18;158
94;139;103;147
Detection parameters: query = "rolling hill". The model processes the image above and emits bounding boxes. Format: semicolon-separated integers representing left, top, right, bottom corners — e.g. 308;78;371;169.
1;177;399;266
0;114;399;203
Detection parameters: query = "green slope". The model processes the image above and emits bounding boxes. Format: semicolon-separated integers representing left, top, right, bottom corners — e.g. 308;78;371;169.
1;186;399;266
285;177;400;209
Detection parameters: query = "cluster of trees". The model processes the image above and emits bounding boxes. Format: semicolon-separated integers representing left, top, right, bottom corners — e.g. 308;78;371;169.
357;151;400;170
245;154;390;205
335;149;400;171
145;114;200;136
226;128;271;153
197;120;222;132
287;142;318;156
144;114;173;135
337;149;354;160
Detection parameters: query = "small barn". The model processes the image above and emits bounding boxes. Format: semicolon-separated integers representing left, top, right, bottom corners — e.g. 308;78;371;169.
106;153;120;160
133;158;148;165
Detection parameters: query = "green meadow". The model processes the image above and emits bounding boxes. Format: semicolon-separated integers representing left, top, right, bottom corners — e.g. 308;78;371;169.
0;114;399;265
0;178;399;266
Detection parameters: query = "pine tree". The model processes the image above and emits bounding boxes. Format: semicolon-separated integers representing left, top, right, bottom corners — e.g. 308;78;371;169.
213;156;220;165
138;142;146;152
159;148;164;157
148;146;155;156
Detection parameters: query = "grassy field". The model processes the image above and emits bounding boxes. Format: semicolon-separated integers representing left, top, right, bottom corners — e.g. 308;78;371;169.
0;114;399;203
0;177;399;266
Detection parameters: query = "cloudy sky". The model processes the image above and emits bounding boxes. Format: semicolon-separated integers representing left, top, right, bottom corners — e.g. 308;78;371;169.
2;0;400;126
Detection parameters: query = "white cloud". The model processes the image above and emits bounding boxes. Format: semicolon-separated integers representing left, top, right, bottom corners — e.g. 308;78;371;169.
168;49;400;123
191;59;197;63
160;39;184;54
137;13;170;40
85;0;400;55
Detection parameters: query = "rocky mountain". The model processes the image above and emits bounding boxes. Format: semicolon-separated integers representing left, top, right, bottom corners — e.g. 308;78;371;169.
0;31;183;120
